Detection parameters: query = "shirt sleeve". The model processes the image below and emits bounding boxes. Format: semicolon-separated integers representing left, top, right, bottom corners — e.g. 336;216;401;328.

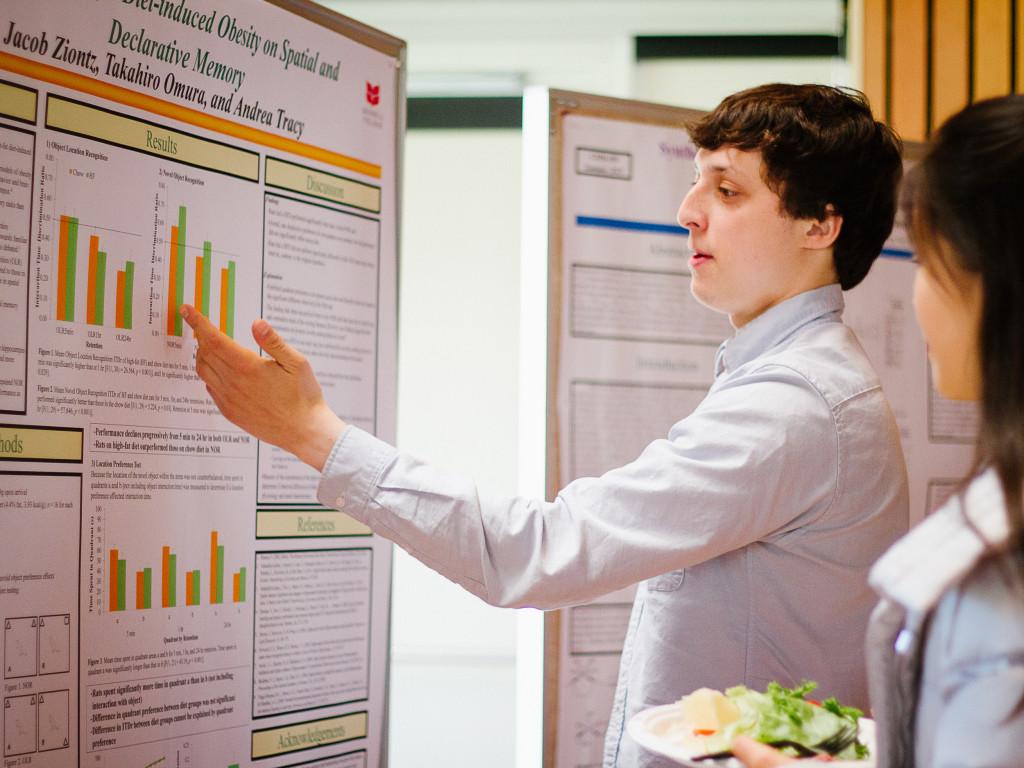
317;363;839;609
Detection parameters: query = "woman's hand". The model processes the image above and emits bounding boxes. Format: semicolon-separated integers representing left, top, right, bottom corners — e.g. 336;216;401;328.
731;736;799;766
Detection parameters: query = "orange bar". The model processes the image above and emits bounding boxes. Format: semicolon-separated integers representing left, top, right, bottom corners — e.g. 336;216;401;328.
233;572;241;603
115;270;126;328
162;546;170;608
167;226;179;334
195;256;204;316
219;268;229;332
973;0;1012;100
136;571;145;610
57;216;69;321
862;0;888;122
891;0;928;141
210;531;218;603
185;572;193;606
931;0;970;133
1019;0;1024;94
109;549;119;612
86;236;99;324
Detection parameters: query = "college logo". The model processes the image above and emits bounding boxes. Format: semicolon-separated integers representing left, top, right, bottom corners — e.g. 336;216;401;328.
365;82;380;106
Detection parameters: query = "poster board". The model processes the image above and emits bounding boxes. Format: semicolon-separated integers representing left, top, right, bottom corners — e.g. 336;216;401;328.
842;145;981;521
0;2;403;766
523;88;975;768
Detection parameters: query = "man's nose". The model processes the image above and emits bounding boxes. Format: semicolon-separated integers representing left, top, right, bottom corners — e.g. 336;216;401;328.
677;186;704;232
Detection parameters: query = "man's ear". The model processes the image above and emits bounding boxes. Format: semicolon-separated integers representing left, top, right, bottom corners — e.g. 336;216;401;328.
803;205;843;250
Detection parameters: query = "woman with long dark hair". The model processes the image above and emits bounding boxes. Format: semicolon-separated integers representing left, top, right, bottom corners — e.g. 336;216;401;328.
736;93;1024;766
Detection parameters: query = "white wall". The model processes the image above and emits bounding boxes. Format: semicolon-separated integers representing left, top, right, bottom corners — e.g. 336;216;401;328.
634;57;849;111
321;2;856;766
335;0;846;98
388;129;523;768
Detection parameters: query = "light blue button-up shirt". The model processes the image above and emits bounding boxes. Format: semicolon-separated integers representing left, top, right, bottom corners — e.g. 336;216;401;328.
317;284;908;767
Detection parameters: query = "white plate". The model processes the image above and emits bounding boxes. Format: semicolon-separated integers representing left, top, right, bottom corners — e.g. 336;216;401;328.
627;703;876;767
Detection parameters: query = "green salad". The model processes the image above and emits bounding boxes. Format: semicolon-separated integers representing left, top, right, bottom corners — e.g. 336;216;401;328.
686;681;869;760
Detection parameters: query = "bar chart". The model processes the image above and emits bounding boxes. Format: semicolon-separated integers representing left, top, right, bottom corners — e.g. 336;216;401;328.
38;145;258;343
107;531;247;613
163;205;238;339
54;214;137;329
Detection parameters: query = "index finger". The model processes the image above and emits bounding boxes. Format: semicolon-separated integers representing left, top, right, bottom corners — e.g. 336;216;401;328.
180;304;220;345
180;304;256;369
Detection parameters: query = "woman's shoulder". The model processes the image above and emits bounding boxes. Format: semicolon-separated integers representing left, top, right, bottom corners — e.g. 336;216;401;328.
868;469;1010;614
931;550;1024;660
914;542;1024;768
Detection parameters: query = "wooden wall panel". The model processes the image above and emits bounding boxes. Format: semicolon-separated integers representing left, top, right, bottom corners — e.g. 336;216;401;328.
932;0;971;131
891;0;929;140
861;0;1022;137
973;0;1013;99
863;0;890;119
1017;0;1024;92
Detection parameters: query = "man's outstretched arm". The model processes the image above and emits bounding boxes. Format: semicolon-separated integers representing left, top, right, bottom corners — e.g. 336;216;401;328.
180;305;345;471
181;306;840;609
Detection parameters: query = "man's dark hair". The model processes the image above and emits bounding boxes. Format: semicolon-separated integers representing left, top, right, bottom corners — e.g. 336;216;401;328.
687;83;903;290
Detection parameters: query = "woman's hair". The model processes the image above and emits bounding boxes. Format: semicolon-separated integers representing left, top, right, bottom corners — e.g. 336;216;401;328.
904;94;1024;549
688;83;903;290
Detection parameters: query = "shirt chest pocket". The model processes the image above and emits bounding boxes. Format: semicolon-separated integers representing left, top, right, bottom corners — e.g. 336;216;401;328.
646;568;685;592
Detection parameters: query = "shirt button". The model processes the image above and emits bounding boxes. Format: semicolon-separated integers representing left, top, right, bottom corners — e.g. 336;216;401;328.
335;496;346;509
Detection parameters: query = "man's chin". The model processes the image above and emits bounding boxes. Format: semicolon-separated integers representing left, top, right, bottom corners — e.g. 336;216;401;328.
689;286;729;316
690;290;744;331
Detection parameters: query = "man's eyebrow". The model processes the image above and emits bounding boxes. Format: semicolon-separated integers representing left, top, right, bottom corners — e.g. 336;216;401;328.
696;162;733;175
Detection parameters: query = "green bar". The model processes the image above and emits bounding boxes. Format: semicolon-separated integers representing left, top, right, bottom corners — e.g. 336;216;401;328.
168;554;177;608
116;558;126;612
226;260;236;339
94;251;106;325
123;262;134;329
238;567;246;602
201;241;212;317
143;567;152;609
175;206;186;335
65;217;78;322
191;571;200;605
215;545;224;604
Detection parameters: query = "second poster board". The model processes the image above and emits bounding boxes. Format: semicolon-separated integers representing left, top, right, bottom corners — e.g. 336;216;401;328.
520;87;977;768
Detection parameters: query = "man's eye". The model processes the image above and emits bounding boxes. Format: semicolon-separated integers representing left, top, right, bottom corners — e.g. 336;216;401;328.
719;186;736;197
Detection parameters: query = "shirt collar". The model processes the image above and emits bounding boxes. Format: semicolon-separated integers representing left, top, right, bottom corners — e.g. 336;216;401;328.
715;284;844;376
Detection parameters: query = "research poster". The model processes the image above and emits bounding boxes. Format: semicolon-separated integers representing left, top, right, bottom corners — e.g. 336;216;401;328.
544;100;974;768
550;108;727;768
0;2;402;767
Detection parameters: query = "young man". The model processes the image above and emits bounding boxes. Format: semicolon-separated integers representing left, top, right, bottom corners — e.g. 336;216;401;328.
184;84;908;767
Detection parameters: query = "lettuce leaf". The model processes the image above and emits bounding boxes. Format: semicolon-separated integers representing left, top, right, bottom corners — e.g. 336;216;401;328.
694;681;867;760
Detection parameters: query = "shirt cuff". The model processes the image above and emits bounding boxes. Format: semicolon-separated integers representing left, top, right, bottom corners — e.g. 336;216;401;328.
316;425;398;523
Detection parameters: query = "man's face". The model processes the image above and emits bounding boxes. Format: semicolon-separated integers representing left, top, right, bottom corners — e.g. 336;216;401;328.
677;146;825;328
